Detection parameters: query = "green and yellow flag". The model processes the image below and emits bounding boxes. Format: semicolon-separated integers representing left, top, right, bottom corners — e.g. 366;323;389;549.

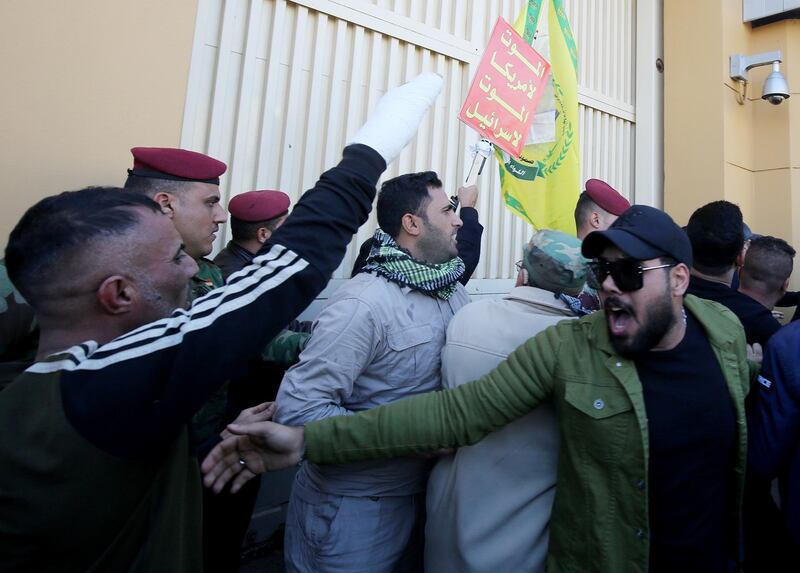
496;0;580;234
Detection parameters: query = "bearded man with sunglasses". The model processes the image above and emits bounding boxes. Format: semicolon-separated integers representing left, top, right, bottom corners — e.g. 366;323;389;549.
203;206;755;573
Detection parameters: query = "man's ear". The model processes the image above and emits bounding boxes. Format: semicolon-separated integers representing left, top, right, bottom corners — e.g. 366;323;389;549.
257;226;272;244
672;263;691;297
401;213;421;237
781;277;791;296
96;275;135;315
153;192;176;218
590;211;602;230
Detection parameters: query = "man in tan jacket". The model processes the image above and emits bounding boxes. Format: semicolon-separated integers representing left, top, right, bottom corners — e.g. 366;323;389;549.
425;229;587;573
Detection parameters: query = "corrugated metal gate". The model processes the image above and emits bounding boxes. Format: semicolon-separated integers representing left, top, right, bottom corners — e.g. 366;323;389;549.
180;0;656;287
180;0;661;547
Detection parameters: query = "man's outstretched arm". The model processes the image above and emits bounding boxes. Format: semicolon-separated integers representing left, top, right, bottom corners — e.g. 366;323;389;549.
202;321;565;492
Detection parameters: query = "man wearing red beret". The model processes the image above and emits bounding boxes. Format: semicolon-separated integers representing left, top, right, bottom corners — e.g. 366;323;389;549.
124;146;229;298
214;190;291;281
560;179;631;316
573;179;631;240
212;189;309;572
124;154;310;571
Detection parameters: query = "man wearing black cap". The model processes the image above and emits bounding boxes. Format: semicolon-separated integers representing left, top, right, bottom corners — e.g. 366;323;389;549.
204;205;754;573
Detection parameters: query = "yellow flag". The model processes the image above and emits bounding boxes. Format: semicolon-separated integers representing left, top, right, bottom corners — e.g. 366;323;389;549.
495;0;580;234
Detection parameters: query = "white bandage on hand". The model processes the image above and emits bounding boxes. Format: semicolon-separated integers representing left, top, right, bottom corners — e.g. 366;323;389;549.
349;72;443;165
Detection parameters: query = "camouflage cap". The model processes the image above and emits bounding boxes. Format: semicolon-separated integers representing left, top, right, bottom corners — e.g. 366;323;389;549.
522;229;588;296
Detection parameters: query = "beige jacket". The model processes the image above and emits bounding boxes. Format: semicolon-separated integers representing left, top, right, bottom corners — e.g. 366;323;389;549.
425;286;576;573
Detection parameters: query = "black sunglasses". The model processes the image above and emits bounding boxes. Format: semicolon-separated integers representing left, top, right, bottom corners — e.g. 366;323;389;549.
586;258;674;292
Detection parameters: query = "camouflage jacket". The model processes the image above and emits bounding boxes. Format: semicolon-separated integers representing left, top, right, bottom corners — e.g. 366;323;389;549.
189;258;225;301
0;260;37;388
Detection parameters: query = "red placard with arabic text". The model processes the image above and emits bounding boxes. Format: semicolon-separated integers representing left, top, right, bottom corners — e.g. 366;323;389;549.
458;18;551;158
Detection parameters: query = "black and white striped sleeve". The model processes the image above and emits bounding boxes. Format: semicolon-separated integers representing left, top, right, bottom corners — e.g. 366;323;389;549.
33;144;385;460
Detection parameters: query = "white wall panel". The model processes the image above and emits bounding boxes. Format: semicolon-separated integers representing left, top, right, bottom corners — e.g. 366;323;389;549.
182;0;648;283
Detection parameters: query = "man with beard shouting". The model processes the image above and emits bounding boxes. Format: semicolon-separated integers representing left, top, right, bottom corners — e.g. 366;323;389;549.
204;205;755;573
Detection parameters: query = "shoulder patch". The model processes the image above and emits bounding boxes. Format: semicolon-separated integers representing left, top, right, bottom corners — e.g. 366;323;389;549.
757;374;772;389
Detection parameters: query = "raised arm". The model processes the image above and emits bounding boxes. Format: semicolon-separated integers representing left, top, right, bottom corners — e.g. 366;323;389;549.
454;185;483;285
44;73;444;460
48;144;383;460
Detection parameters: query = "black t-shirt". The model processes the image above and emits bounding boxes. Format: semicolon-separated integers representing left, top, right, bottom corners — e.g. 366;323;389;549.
687;275;780;346
634;312;737;573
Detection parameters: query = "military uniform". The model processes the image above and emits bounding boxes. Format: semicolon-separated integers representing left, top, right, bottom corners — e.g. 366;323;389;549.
0;260;37;388
188;256;310;449
190;258;225;301
207;190;310;573
214;241;254;281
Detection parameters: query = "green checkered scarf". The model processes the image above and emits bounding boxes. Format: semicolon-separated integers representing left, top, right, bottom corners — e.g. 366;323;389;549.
363;229;464;300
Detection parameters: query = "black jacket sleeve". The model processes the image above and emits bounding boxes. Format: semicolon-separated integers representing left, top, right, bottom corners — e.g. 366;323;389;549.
776;290;799;308
456;207;484;285
350;237;376;277
55;144;385;459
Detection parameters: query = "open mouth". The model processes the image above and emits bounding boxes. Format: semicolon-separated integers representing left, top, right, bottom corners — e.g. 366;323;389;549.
606;299;635;336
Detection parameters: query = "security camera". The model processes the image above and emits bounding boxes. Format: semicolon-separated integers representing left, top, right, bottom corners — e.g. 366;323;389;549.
762;62;791;105
763;92;788;105
730;52;791;106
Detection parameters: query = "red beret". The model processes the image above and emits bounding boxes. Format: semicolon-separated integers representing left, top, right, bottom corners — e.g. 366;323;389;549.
128;147;227;185
584;179;630;216
228;190;291;222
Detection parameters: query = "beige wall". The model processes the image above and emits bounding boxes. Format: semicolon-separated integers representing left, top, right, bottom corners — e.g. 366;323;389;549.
664;1;799;250
0;0;198;249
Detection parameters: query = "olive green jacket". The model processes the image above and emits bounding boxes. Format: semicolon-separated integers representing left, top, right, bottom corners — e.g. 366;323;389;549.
306;295;754;573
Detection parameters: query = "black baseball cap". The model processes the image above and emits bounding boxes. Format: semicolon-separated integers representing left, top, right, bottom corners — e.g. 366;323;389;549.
582;205;693;267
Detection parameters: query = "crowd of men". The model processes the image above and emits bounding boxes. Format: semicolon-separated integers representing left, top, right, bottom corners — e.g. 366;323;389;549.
2;71;800;573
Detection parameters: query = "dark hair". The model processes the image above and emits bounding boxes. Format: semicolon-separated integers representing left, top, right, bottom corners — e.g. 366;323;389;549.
741;236;796;295
5;187;161;308
659;255;678;267
686;200;744;274
124;174;194;197
574;191;599;229
230;215;283;242
376;171;442;238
